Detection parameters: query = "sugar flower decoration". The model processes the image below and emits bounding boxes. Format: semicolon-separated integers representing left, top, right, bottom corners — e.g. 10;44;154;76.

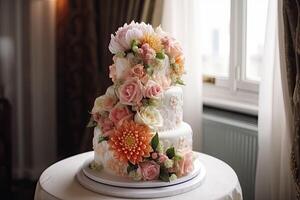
108;121;153;165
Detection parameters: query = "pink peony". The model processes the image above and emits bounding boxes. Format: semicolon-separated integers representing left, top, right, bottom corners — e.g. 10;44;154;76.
130;64;146;79
109;103;133;126
143;80;163;99
109;64;117;82
118;77;143;105
173;151;194;177
139;161;160;181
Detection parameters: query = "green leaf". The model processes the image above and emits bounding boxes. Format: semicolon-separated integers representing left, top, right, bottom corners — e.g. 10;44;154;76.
159;166;170;182
166;147;175;159
175;78;185;85
131;40;139;48
156;52;165;59
127;162;138;174
173;154;182;161
151;133;159;151
98;136;109;143
146;67;154;76
87;117;97;128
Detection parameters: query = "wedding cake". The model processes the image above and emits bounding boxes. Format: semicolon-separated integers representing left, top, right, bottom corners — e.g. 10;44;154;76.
89;22;194;182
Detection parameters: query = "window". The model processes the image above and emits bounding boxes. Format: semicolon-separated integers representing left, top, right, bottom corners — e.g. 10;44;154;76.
200;0;269;115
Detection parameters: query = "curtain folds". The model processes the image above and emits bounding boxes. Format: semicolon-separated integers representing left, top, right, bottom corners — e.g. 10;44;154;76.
282;0;300;197
255;0;296;199
56;0;158;158
161;0;203;151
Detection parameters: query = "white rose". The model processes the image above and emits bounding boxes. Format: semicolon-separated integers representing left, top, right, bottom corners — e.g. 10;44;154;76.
92;86;118;113
134;106;163;130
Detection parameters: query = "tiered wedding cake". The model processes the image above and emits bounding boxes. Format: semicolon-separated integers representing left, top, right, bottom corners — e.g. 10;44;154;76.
89;22;194;182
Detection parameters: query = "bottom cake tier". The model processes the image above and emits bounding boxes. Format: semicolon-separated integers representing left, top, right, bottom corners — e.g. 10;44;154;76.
92;122;194;181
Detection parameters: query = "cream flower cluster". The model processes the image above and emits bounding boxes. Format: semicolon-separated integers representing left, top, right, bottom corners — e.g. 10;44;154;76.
92;22;185;134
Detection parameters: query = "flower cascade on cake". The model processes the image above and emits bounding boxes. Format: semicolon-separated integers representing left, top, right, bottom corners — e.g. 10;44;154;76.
88;22;193;182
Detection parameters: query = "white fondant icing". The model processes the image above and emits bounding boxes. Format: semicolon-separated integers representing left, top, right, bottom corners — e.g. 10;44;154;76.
158;86;183;131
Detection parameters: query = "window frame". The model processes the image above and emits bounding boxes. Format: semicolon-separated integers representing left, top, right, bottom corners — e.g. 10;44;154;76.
202;0;260;115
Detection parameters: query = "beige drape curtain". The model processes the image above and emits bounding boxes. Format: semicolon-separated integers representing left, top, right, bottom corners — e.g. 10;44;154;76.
56;0;160;158
282;0;300;198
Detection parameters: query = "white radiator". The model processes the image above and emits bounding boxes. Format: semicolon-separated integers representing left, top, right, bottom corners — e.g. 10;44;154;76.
202;108;258;200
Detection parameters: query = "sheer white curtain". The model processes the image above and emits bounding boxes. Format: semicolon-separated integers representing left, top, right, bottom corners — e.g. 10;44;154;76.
161;0;202;151
255;0;296;199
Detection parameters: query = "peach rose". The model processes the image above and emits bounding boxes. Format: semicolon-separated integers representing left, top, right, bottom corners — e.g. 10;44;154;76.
92;95;117;113
143;80;163;99
130;64;145;79
139;161;160;181
109;103;133;126
93;113;115;136
118;77;143;105
173;151;194;177
161;36;183;59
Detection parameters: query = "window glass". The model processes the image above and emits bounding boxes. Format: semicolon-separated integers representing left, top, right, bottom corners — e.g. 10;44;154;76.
200;0;231;78
245;0;268;81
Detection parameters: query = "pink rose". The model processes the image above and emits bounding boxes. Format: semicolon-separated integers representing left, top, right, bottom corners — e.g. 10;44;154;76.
118;77;143;105
109;64;117;82
109;103;133;126
130;64;145;79
139;161;160;181
151;152;158;159
138;43;156;64
143;80;163;99
173;151;194;177
158;154;168;163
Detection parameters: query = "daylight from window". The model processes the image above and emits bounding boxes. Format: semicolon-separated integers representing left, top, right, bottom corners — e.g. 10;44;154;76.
246;0;268;81
199;0;230;78
200;0;268;81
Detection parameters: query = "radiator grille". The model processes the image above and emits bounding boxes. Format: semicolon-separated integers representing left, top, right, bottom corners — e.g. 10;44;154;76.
202;110;258;200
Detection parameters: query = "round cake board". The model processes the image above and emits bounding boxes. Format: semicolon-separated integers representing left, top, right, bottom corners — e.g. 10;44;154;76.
76;152;206;199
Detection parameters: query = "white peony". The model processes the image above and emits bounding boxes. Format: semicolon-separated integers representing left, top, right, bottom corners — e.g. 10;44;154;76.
109;21;154;54
134;106;163;130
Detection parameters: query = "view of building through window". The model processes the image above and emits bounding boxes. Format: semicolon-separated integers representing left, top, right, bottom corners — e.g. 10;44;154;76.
199;0;230;78
200;0;268;82
246;0;268;81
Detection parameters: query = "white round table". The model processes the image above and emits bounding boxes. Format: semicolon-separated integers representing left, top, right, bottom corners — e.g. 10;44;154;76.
34;151;243;200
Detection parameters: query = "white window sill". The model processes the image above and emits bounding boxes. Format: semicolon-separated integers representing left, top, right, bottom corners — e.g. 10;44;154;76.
203;96;258;116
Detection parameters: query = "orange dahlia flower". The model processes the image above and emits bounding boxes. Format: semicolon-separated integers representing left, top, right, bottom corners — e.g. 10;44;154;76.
108;121;153;165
